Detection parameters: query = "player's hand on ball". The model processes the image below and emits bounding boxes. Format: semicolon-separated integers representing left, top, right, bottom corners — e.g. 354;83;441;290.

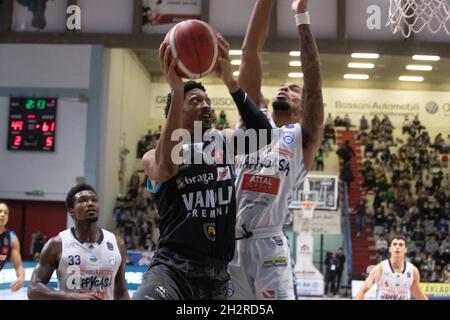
159;42;183;92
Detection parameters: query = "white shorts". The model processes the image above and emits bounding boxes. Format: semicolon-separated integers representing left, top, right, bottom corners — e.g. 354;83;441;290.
228;235;296;300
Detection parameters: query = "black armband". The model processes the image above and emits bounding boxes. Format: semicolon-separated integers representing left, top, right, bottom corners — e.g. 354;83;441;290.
230;88;272;151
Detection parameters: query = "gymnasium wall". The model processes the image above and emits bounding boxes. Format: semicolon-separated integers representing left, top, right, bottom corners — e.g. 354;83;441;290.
0;44;92;202
98;48;155;230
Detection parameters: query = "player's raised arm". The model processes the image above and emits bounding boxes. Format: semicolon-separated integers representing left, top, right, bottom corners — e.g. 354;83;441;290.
142;43;185;187
355;264;382;300
292;0;324;171
238;0;275;107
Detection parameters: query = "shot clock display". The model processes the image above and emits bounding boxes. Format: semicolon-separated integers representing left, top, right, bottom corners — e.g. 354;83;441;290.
7;97;57;151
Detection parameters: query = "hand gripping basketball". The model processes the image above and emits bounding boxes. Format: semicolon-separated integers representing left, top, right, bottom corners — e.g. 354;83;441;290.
162;19;219;79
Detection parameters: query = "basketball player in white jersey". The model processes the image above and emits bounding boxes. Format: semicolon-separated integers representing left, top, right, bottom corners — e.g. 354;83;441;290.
356;235;428;300
28;184;129;300
229;0;324;300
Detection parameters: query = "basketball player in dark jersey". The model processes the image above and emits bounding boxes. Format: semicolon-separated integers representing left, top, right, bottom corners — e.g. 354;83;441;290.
0;202;25;292
132;36;273;299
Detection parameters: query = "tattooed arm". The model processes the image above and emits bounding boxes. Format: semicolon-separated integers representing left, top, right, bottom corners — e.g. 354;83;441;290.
293;0;324;171
355;264;382;300
237;0;274;108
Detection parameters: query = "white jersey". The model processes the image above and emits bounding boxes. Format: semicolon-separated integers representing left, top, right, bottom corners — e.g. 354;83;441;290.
57;228;122;300
376;260;414;300
234;122;307;233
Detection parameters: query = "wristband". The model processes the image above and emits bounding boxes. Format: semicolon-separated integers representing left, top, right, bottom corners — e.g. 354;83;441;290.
295;12;310;26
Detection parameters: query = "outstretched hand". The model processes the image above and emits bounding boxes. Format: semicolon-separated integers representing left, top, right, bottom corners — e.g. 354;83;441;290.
159;41;183;92
213;34;235;86
292;0;308;13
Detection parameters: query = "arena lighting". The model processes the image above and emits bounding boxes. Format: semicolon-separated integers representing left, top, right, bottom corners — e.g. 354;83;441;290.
289;51;301;57
348;62;375;69
233;71;240;76
289;61;302;67
412;55;440;61
229;50;242;56
231;60;241;65
399;76;424;82
288;72;304;78
344;74;369;80
351;53;380;59
406;65;433;71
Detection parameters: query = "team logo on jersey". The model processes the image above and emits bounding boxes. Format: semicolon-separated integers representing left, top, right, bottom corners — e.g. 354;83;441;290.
88;255;98;265
203;223;216;241
261;290;276;299
177;173;214;190
108;256;116;266
286;124;295;129
272;236;284;246
283;132;295;145
241;174;280;195
216;167;231;181
407;271;411;278
385;281;389;288
107;241;114;251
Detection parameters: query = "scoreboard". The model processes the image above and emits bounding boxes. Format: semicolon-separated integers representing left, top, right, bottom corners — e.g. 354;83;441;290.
7;97;57;152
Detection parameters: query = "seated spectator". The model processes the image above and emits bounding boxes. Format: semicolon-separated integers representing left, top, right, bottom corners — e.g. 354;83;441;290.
376;234;388;260
402;115;411;135
359;115;369;131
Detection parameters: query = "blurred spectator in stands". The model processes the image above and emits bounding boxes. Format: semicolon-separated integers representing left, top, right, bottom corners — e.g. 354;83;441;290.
335;248;346;294
376;234;388;260
432;133;445;153
123;217;135;249
411;114;425;133
314;148;324;171
137;136;147;158
128;171;140;200
324;252;338;296
32;231;46;261
371;115;380;128
325;113;333;127
217;110;229;130
359;115;369;131
412;224;426;249
337;140;355;163
324;124;336;146
342;113;352;129
406;235;417;258
340;160;353;190
334;115;344;127
356;199;367;237
402;115;411;135
426;234;440;258
373;207;385;236
411;252;423;270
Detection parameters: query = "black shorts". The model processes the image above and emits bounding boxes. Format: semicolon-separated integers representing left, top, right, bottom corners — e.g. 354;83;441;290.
132;254;230;300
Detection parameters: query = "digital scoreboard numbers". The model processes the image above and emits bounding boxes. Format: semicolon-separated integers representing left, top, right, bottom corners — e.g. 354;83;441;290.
7;97;57;152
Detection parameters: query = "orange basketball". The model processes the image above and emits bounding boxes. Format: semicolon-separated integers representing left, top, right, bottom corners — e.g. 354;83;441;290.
163;19;218;79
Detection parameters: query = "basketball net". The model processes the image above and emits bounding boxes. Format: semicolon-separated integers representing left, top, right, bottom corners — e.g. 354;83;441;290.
387;0;450;37
299;201;317;220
